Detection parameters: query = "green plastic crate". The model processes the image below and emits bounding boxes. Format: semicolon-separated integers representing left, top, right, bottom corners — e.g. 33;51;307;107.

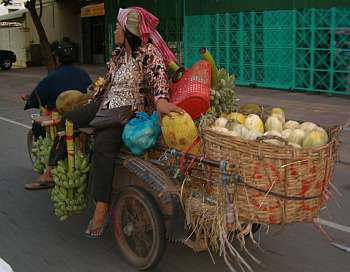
184;8;350;95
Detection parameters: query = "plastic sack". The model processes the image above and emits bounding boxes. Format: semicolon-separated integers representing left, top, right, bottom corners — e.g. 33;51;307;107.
122;111;161;155
0;258;13;272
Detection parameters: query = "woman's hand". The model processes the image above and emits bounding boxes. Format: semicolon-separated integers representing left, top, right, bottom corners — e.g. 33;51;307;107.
156;99;184;118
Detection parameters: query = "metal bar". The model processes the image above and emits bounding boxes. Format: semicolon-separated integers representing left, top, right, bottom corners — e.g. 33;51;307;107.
183;0;188;67
118;148;229;168
166;149;229;168
292;9;296;90
251;11;256;84
215;14;220;66
310;8;316;91
225;13;230;72
329;7;336;94
239;12;244;82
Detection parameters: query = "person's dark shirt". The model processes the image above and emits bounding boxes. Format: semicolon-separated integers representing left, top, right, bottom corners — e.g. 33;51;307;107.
24;65;92;110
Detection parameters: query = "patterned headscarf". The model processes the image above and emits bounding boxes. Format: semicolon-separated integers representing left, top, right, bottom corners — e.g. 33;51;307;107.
117;7;177;65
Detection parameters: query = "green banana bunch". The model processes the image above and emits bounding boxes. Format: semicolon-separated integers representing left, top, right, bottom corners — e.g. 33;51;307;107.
208;68;237;116
32;136;53;173
50;152;90;221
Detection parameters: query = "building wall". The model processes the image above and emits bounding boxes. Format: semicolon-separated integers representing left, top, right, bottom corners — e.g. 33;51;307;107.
25;0;81;61
0;28;11;49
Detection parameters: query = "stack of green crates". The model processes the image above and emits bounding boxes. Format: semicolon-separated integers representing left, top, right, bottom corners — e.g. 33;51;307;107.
184;8;350;95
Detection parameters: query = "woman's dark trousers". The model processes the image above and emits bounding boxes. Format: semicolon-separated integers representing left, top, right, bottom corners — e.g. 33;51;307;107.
48;101;123;204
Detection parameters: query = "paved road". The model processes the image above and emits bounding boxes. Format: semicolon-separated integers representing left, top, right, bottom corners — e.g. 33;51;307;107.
0;67;349;272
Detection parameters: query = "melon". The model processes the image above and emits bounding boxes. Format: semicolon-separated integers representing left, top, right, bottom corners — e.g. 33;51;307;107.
214;117;228;128
315;126;329;144
302;130;328;148
288;143;301;149
281;128;293;140
228;130;241;138
161;112;200;155
288;129;306;145
263;130;284;146
240;126;251;139
226;112;246;124
270;108;285;123
271;113;285;124
225;120;241;131
211;126;230;135
232;124;245;137
244;114;264;134
284;120;300;130
265;115;283;132
56;90;84;114
241;129;263;141
300;122;318;132
270;107;284;116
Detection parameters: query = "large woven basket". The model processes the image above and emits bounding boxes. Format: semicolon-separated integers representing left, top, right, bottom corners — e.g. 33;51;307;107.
202;124;341;224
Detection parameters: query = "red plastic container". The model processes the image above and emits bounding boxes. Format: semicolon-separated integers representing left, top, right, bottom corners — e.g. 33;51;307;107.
170;60;211;120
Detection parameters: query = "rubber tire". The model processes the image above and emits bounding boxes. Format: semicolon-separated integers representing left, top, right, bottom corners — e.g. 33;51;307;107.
239;223;261;238
0;58;12;70
27;129;35;165
112;186;166;271
251;223;261;234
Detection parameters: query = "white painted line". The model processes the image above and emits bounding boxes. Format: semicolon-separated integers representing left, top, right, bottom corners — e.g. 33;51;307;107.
343;118;350;131
314;218;350;234
331;242;350;253
0;116;31;129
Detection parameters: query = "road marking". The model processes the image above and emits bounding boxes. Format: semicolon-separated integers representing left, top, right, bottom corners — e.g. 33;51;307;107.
0;116;31;129
315;218;350;234
331;242;350;253
343;117;350;131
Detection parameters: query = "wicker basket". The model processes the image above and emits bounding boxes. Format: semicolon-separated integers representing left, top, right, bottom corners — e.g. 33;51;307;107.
202;124;341;224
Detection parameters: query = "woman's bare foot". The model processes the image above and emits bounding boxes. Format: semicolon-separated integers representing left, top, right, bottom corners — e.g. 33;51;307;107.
85;202;109;238
40;168;52;180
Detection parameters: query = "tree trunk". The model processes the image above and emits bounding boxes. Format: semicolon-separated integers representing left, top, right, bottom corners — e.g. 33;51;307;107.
25;0;56;72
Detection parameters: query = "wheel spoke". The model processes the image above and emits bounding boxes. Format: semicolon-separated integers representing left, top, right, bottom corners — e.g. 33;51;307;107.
132;233;148;257
137;231;153;250
125;199;137;221
123;197;153;257
114;188;165;269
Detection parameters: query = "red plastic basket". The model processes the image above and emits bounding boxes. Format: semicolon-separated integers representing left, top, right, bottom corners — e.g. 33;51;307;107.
170;60;211;120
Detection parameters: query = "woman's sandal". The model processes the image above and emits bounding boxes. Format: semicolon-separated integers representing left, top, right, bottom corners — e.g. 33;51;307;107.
85;219;108;239
25;179;55;191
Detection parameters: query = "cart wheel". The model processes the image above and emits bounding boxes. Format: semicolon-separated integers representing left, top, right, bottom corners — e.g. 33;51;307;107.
27;129;35;165
112;187;166;270
237;223;261;238
251;223;261;234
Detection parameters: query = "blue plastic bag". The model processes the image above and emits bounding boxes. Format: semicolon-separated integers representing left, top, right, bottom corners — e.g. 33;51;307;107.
122;111;161;155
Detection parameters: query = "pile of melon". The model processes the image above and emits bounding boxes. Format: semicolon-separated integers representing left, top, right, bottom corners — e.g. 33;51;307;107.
209;106;329;149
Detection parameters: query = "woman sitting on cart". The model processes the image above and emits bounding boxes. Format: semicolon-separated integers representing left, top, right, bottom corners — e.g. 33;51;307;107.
25;7;183;237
